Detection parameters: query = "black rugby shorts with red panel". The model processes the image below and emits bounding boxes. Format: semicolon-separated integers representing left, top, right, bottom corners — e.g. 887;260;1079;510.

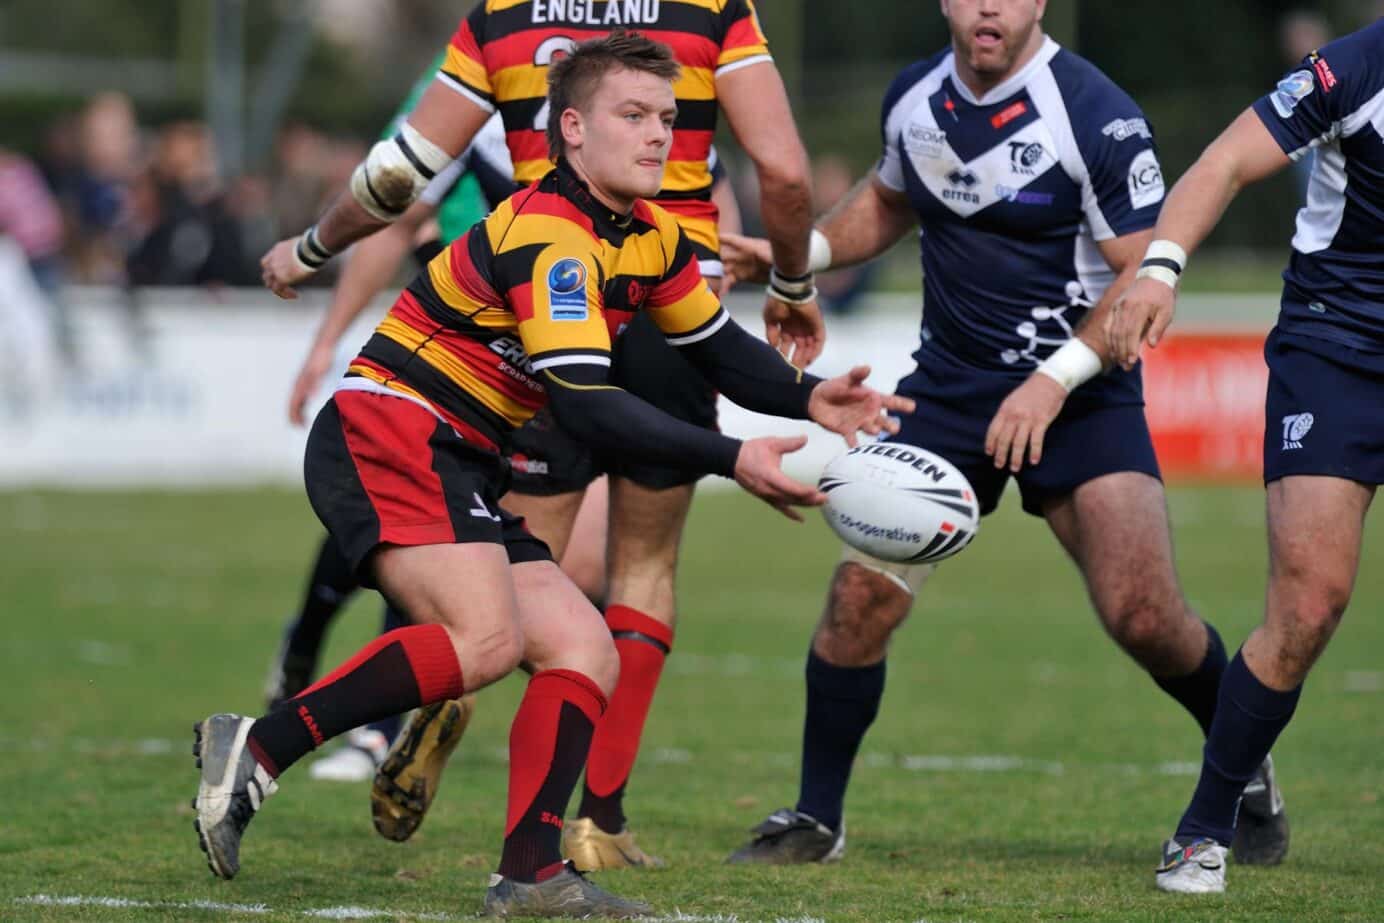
304;388;552;586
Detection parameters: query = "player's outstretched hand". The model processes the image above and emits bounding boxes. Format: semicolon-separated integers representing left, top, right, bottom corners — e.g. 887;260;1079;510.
764;295;826;368
288;342;335;426
984;372;1068;472
1107;277;1178;370
733;434;826;522
718;232;772;294
808;365;915;447
260;237;314;300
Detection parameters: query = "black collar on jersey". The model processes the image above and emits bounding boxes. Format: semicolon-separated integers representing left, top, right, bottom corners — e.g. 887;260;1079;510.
551;157;636;233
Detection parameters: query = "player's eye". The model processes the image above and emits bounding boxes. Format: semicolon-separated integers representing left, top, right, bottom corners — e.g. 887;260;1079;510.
624;112;642;122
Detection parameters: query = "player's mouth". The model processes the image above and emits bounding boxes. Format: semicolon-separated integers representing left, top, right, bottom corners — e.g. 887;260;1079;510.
637;156;665;169
974;25;1004;50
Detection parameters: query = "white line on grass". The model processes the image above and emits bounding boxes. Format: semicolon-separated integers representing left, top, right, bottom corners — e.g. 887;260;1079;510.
0;735;1210;778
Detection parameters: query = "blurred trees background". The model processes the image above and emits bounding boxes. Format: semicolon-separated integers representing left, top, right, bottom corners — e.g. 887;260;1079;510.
1;0;1380;253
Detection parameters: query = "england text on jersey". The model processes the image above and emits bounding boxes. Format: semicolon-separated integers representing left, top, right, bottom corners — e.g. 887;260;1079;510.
346;160;724;450
437;0;770;254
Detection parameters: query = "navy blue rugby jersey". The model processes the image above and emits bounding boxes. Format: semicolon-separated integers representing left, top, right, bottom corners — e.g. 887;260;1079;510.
1251;19;1384;354
877;38;1163;395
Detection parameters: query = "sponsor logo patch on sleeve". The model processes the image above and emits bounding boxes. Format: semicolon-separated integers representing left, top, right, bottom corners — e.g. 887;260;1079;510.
1271;69;1316;118
546;257;589;321
1127;149;1165;210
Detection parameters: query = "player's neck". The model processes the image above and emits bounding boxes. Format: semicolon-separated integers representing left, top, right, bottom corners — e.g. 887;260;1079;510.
952;28;1046;100
562;153;635;216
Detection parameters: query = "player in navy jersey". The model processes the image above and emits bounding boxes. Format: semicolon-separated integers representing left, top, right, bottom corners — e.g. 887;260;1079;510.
720;0;1285;866
1111;18;1384;895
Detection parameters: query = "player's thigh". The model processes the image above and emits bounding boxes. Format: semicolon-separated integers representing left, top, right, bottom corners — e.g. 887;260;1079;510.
556;475;609;604
1265;475;1374;625
500;488;586;561
510;559;618;692
1043;470;1185;619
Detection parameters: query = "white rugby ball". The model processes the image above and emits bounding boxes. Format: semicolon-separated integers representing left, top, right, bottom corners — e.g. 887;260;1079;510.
818;442;980;564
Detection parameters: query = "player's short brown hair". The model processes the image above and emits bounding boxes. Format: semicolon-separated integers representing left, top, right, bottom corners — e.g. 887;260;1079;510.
546;29;681;160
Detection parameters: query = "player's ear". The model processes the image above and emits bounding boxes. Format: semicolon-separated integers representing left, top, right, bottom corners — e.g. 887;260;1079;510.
560;106;584;153
1033;0;1047;21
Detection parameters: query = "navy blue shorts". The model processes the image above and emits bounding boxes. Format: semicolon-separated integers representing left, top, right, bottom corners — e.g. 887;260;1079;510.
1263;328;1384;486
890;348;1161;517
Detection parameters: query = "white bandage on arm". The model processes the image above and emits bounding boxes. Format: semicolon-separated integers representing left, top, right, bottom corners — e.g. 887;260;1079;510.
808;227;832;273
840;544;935;596
349;122;454;222
1035;338;1103;393
1134;239;1188;290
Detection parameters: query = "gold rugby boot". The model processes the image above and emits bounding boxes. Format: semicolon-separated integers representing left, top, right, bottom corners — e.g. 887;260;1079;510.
562;816;665;870
370;695;475;841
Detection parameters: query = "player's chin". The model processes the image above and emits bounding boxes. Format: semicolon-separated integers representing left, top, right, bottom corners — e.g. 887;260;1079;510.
632;162;665;195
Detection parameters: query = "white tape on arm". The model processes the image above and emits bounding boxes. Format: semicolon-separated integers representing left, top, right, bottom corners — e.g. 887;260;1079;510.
1134;239;1188;291
808;227;832;273
1035;338;1103;392
349;123;455;222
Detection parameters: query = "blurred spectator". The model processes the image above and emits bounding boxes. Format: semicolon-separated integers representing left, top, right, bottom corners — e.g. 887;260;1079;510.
812;153;877;316
126;122;253;287
71;92;142;283
0;148;66;297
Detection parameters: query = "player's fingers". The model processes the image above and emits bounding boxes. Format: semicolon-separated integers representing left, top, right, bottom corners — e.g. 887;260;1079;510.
1007;420;1030;472
984;412;1005;459
1028;420;1048;466
879;413;902;436
1148;305;1174;348
772;500;805;523
883;394;915;415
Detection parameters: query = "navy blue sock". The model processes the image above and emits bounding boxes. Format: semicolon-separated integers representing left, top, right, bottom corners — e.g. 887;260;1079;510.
1176;650;1301;845
1153;621;1227;736
795;650;886;832
365;603;412;742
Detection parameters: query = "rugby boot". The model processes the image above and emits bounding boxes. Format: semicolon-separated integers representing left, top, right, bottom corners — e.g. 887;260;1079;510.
1233;754;1290;865
725;808;845;865
482;861;652;919
562;816;665;870
192;714;277;880
1155;836;1227;894
371;695;475;841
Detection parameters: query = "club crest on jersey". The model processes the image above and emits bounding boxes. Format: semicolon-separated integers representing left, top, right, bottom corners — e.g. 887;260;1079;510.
1271;70;1316;118
547;258;589;321
1281;412;1314;450
1007;140;1047;175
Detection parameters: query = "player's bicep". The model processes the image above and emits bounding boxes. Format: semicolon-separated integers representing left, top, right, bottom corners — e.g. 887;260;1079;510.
516;246;612;373
1211;108;1294;187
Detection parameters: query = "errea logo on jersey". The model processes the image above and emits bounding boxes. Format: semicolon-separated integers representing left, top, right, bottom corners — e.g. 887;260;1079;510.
1281;412;1315;450
547;258;589;321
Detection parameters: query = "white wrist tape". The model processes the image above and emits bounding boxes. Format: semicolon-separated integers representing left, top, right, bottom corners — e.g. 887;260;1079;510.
1135;239;1188;291
1035;338;1103;392
808;228;832;273
292;224;335;275
768;267;817;304
350;122;454;222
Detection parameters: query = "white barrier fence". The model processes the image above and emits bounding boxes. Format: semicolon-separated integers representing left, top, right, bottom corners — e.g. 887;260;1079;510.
0;284;1274;488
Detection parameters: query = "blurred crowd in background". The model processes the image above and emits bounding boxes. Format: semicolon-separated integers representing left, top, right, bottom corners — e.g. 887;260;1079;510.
0;4;1377;316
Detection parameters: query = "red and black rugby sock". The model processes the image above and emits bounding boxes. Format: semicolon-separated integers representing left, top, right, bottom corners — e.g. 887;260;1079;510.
578;606;673;834
497;669;607;883
246;623;462;777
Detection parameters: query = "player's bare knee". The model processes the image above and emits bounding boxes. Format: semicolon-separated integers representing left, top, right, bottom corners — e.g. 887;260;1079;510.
1099;592;1186;662
476;621;526;677
815;563;912;662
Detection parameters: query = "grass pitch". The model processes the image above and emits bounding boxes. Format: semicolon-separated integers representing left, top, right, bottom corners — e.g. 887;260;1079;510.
2;485;1382;922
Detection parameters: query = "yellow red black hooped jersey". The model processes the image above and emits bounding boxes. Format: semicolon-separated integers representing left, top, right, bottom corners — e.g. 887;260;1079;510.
437;0;771;252
346;161;726;451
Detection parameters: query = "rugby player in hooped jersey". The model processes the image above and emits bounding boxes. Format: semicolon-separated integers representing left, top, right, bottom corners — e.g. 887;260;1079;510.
1111;18;1384;895
263;0;821;871
192;32;911;919
719;0;1287;867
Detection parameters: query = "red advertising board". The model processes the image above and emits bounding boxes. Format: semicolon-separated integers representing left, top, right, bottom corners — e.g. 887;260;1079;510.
1141;332;1269;481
